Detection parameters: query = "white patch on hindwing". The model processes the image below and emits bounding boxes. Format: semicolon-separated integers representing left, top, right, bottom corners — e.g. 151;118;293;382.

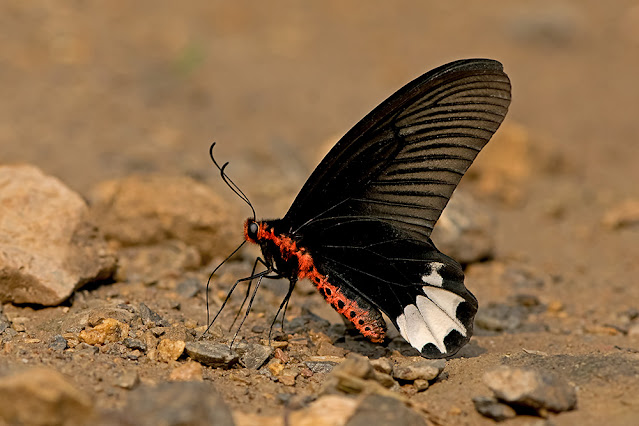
421;262;445;287
395;276;467;354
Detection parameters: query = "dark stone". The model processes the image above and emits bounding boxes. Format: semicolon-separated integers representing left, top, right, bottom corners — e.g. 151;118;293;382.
475;303;526;332
138;303;169;327
346;394;426;426
239;343;273;370
123;338;147;352
121;382;234;426
48;335;68;351
176;277;202;298
185;341;239;368
473;396;517;421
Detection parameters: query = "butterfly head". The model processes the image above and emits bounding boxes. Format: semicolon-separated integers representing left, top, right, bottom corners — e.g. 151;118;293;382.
244;218;261;243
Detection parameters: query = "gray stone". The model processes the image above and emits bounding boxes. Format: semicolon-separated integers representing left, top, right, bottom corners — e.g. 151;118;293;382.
392;358;446;382
305;361;338;374
123;338;147;352
473;395;517;421
49;334;68;351
346;394;426;426
239;343;273;370
122;382;234;426
475;303;525;332
185;341;239;368
176;277;202;298
139;303;169;327
0;165;116;306
431;191;495;264
484;366;577;413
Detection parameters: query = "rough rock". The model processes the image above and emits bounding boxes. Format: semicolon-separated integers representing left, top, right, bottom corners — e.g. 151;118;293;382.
322;355;400;396
49;334;68;351
392;358;446;382
88;175;239;263
431;191;496;263
473;396;517;421
602;199;639;229
122;382;234;426
0;165;116;306
185;341;239;368
0;367;94;425
115;241;201;283
346;394;426;426
483;366;577;413
239;343;273;369
157;338;186;362
78;318;130;345
138;302;170;327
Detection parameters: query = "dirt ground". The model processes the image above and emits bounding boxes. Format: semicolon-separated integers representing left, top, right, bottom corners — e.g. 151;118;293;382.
2;1;639;425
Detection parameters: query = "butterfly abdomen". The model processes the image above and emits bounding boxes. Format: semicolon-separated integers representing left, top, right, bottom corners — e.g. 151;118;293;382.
244;219;386;342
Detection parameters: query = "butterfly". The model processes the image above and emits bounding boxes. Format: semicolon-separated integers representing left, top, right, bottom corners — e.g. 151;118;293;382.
208;59;511;358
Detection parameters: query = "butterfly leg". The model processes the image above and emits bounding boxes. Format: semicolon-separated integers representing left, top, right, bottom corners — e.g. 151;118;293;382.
229;257;270;330
230;273;267;347
268;278;297;343
203;267;271;337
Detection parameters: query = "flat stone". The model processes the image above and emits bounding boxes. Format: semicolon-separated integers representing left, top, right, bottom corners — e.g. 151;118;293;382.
473;395;517;421
305;361;338;374
239;343;273;370
185;341;239;368
484;366;577;413
0;367;94;425
392;358;446;382
122;382;233;426
0;165;116;306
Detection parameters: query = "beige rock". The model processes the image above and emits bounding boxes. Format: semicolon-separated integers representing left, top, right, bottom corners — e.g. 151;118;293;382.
602;199;639;229
0;367;94;425
169;362;204;381
157;338;186;362
89;175;239;263
78;318;130;345
0;165;116;305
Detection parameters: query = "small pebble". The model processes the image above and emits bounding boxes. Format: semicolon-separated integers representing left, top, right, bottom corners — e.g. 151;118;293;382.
48;335;68;351
185;341;239;368
473;395;517;421
157;339;186;362
392;358;445;382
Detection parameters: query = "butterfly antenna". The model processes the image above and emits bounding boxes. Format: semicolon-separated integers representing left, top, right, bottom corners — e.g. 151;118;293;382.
209;143;256;220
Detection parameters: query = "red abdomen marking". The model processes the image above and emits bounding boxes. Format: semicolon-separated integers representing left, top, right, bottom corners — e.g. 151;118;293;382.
245;220;387;342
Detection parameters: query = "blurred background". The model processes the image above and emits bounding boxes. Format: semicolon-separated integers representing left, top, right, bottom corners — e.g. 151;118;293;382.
1;0;638;222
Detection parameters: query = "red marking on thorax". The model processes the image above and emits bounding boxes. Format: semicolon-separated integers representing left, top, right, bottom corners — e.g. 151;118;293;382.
244;219;386;343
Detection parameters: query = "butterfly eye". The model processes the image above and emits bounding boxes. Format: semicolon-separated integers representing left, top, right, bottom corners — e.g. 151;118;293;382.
248;222;259;239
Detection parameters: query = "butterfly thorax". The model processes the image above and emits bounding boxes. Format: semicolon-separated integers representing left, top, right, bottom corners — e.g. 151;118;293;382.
243;218;386;342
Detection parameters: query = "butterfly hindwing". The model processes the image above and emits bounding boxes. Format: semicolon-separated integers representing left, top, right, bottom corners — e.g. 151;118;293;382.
308;219;476;358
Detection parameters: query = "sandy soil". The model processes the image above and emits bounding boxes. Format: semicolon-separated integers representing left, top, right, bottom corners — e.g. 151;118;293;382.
2;1;639;425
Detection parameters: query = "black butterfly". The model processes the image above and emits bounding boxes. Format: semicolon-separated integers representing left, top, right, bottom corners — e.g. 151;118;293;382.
208;59;511;358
